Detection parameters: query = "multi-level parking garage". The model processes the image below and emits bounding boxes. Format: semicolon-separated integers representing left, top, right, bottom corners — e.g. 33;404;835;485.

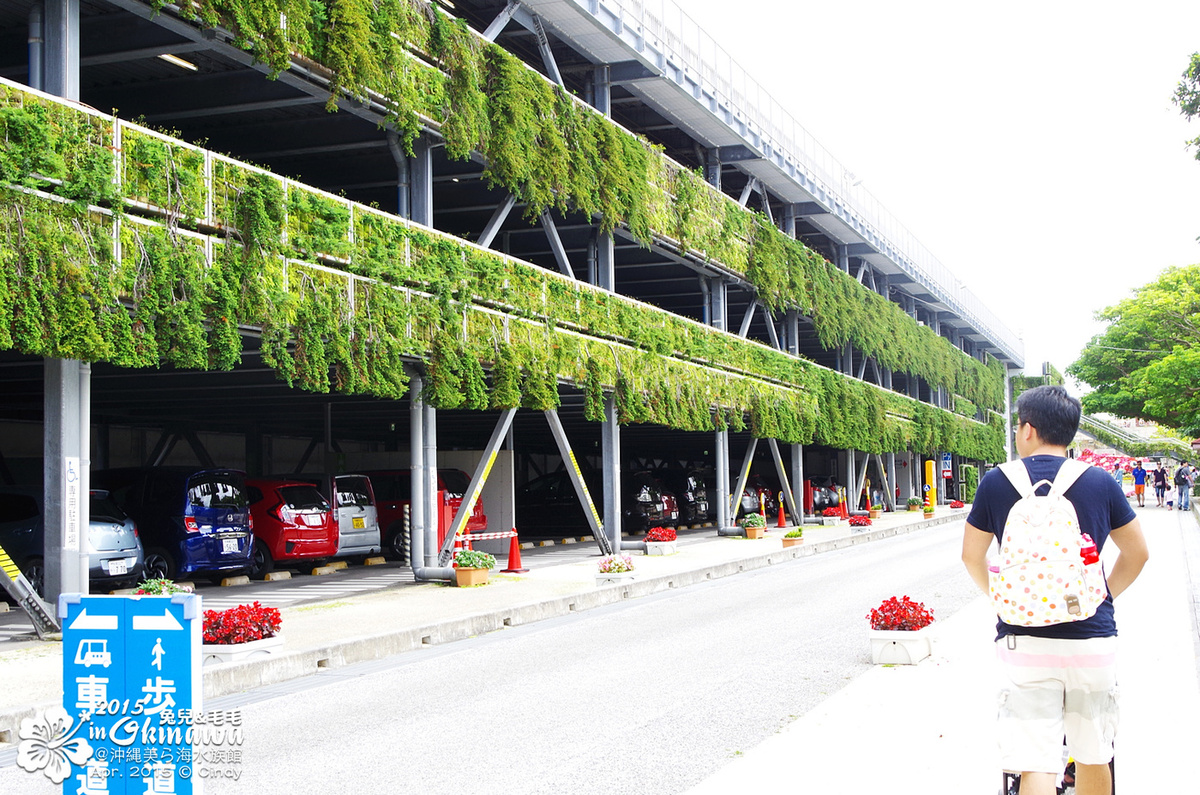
0;0;1022;616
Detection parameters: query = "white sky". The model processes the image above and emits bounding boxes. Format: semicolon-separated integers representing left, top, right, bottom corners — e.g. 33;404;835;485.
681;0;1200;382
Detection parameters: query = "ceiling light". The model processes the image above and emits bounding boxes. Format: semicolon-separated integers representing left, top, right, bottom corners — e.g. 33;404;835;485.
157;53;198;72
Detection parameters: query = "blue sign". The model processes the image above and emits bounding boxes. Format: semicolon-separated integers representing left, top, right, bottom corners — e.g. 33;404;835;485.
59;594;201;795
941;452;953;478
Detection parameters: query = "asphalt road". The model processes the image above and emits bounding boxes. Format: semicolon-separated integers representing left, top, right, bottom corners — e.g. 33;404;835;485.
177;521;976;794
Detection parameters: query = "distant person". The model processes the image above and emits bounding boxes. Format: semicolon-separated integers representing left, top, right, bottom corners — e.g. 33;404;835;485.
961;385;1148;795
1130;460;1147;507
1177;462;1194;511
1152;462;1169;507
1111;465;1123;487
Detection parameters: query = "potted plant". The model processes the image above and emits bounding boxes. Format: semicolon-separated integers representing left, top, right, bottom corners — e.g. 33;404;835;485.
782;528;804;548
906;497;922;512
643;526;678;556
849;514;872;528
923;504;935;519
596;554;635;586
868;503;883;519
201;601;283;665
739;512;766;539
452;548;496;587
820;506;842;526
866;595;935;665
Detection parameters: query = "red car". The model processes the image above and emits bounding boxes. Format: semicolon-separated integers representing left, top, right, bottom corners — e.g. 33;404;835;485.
245;478;339;577
360;469;486;562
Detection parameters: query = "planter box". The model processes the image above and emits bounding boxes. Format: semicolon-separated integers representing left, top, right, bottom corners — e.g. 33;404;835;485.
781;536;804;548
743;526;765;539
869;627;932;665
868;510;882;520
818;517;842;526
455;567;490;587
202;634;284;666
923;513;935;520
645;541;678;556
596;572;635;587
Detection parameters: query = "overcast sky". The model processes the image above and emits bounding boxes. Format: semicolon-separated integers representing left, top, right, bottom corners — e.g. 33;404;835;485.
680;0;1200;383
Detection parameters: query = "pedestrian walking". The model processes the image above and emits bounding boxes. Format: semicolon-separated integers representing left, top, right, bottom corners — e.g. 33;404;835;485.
1131;460;1147;507
962;385;1149;795
1152;462;1168;507
1176;462;1194;512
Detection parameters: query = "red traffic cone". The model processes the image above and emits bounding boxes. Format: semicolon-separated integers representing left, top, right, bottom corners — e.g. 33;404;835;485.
777;493;787;528
502;530;529;573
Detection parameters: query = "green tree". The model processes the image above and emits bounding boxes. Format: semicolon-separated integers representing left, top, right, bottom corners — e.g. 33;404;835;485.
1175;52;1200;159
1067;265;1200;434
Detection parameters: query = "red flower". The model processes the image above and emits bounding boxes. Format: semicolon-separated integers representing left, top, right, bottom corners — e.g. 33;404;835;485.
867;595;934;631
849;515;871;527
644;526;676;542
203;602;282;645
821;507;841;517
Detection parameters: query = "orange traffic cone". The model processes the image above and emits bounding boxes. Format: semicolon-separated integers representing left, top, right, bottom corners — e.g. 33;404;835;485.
777;492;787;528
502;530;529;573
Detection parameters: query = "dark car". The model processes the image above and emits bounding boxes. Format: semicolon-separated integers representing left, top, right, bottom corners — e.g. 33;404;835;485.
91;467;253;581
740;473;779;517
655;469;710;525
245;479;339;577
0;487;144;596
515;469;669;537
360;469;487;562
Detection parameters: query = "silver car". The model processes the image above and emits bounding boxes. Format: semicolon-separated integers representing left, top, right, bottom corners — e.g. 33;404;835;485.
0;487;144;596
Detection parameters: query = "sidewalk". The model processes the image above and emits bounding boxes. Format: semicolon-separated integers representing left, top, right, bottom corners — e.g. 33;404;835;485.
684;502;1200;793
0;508;962;741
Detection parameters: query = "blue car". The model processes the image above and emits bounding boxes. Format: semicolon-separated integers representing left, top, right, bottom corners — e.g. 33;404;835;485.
91;468;253;581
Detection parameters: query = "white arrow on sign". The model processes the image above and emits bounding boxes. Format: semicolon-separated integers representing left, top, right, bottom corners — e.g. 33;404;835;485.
132;610;183;631
68;609;118;631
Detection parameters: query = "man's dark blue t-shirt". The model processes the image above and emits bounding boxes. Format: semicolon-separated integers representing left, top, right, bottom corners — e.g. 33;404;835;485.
967;455;1136;640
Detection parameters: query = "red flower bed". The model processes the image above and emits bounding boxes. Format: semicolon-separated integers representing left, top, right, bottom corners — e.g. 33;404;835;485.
867;595;935;631
821;507;841;517
203;601;282;645
644;526;677;543
950;500;965;508
849;515;871;527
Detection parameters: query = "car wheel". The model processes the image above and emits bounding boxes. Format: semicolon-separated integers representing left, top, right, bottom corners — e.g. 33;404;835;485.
22;557;45;598
250;539;275;579
143;548;176;581
384;524;409;563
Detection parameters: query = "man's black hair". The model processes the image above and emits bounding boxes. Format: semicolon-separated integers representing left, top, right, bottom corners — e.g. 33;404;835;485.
1015;384;1081;447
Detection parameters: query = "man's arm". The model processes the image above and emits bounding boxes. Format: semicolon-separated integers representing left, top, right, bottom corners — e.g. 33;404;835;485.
961;522;995;594
1105;517;1149;599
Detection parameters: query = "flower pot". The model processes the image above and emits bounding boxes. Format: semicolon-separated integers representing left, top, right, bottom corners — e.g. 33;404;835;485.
781;536;804;548
923;512;935;519
869;627;932;665
743;525;765;539
645;541;678;556
868;509;882;519
596;571;635;587
907;506;920;512
202;634;284;666
454;567;490;587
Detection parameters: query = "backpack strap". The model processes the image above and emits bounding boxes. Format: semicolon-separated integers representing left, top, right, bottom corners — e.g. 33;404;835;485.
999;458;1091;498
1048;459;1090;497
998;460;1036;498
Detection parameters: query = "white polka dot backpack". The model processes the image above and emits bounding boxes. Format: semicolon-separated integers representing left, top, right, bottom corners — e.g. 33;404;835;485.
988;459;1108;626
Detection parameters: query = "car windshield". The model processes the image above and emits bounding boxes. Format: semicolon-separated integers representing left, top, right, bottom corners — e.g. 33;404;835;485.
439;469;470;496
336;477;373;507
187;474;245;510
368;474;408;502
89;491;127;523
280;486;330;511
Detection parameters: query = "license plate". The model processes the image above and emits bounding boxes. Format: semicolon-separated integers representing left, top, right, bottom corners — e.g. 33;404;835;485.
108;560;127;576
352;516;365;529
222;538;239;554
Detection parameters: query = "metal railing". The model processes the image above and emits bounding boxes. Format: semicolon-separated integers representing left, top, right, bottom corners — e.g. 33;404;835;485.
575;0;1023;361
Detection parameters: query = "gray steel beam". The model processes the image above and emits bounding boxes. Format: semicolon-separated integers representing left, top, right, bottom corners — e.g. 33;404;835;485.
727;438;758;525
439;409;518;561
767;439;798;523
411;136;433;228
43;358;88;609
43;0;79;100
483;0;520;41
791;444;804;518
600;396;621;555
737;301;756;338
544;410;610;554
540;211;577;280
592;64;611;116
478;194;518;249
764;310;782;350
715;430;731;532
737;177;756;208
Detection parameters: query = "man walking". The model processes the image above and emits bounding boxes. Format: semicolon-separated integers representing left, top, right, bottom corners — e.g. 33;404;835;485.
962;385;1148;795
1177;462;1194;512
1130;460;1147;507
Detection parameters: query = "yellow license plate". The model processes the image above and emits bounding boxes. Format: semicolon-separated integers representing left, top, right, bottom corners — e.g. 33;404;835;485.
352;517;365;529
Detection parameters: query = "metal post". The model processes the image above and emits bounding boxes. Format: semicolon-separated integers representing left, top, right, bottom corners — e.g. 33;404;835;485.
767;439;798;522
409;372;426;568
715;428;731;532
592;64;611;117
601;395;621;554
597;231;615;292
44;358;87;608
544;410;610;554
411;135;433;228
42;0;79;100
28;5;43;91
721;438;757;535
791;444;804;518
439;409;518;558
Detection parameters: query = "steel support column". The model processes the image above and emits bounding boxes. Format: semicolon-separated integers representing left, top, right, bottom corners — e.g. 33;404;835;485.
44;359;88;607
545;410;611;554
439;409;518;562
478;194;517;249
720;437;758;535
767;439;798;523
411;135;433;228
600;395;621;555
540;211;577;280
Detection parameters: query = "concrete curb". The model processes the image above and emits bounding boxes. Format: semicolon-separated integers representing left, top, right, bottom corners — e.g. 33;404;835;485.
0;513;959;739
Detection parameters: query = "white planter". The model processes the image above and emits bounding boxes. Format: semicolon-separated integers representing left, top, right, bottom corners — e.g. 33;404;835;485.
818;517;842;526
595;572;635;587
202;634;284;666
645;541;678;556
868;627;932;665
